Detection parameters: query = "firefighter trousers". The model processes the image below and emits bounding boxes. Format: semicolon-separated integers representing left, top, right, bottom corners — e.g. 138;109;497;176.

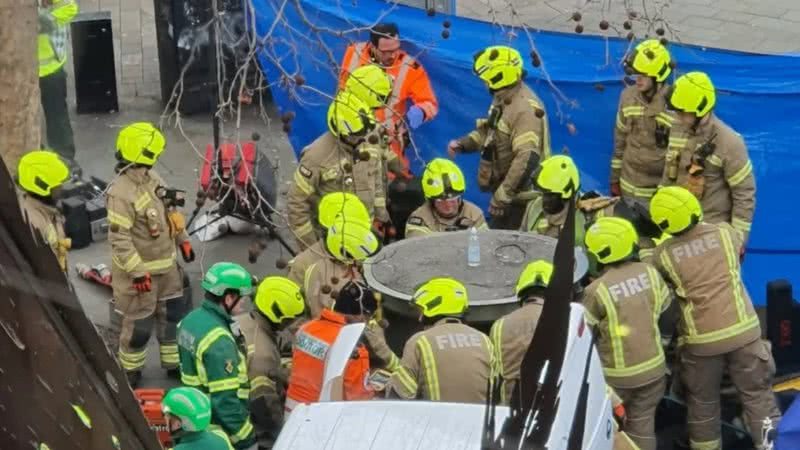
681;339;781;450
114;265;184;373
614;376;666;450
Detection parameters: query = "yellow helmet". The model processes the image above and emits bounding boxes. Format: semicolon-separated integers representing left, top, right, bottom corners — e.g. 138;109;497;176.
585;217;639;265
515;260;553;296
253;276;305;324
668;72;716;117
325;215;380;263
116;122;166;166
318;192;372;229
421;158;466;200
535;155;580;199
344;64;392;109
649;186;703;234
17;150;70;196
625;39;672;82
473;45;524;90
327;92;376;138
413;277;469;318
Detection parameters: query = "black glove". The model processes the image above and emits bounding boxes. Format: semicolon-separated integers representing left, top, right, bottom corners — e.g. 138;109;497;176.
336;280;377;316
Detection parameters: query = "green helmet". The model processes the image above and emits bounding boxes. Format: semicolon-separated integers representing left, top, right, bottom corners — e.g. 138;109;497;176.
201;262;254;297
162;387;212;432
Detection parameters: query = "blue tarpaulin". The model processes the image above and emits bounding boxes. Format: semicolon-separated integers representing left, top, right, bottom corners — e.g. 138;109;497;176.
252;0;800;304
777;394;800;449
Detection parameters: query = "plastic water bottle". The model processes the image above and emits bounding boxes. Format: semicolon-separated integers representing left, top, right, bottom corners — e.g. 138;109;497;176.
468;227;480;267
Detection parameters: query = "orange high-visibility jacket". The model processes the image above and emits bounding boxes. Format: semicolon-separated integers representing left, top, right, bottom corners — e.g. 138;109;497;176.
339;42;438;165
285;309;373;412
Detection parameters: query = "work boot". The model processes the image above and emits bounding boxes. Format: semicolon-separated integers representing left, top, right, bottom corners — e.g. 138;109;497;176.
166;368;181;380
126;370;142;388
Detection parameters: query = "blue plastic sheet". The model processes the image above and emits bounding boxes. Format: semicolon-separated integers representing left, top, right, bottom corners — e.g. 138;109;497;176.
252;0;800;303
777;394;800;449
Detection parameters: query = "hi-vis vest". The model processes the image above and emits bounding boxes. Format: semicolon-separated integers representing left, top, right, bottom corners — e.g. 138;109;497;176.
38;0;78;77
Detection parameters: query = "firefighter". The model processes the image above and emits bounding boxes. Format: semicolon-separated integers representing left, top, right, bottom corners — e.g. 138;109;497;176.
235;276;305;448
16;150;71;272
522;155;667;264
284;278;377;413
298;214;379;318
649;186;780;450
287;192;371;288
38;0;79;170
339;22;438;172
388;277;494;403
611;39;676;204
161;387;234;450
286;93;389;251
342;64;405;179
177;262;256;450
662;72;756;251
405;158;487;238
107;122;194;386
583;217;671;450
449;45;551;230
490;259;552;405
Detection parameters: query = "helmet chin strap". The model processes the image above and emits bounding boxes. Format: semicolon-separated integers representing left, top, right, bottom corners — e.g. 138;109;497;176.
643;79;659;102
224;295;242;315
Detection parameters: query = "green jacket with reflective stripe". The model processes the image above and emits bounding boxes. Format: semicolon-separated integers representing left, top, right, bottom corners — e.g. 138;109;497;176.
172;428;234;450
177;300;255;449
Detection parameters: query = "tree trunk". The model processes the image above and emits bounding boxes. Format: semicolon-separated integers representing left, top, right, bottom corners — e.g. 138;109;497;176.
0;0;40;176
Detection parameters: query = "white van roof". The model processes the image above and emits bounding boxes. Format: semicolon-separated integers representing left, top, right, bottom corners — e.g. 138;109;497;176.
274;400;510;450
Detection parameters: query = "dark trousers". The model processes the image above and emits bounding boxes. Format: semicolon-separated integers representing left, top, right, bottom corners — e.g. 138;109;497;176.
40;67;76;161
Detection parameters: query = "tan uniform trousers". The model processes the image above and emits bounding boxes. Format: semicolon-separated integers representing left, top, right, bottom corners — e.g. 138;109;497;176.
115;265;184;373
681;339;781;450
614;376;666;450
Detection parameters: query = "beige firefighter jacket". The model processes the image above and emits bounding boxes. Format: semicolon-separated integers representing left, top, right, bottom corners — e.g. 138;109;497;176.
405;200;488;238
611;85;675;201
235;312;285;437
520;195;660;264
490;298;544;404
583;261;671;389
286;131;388;251
389;317;494;403
106;168;187;278
662;114;756;242
286;240;325;287
20;193;70;272
457;82;551;206
652;222;760;356
302;253;365;319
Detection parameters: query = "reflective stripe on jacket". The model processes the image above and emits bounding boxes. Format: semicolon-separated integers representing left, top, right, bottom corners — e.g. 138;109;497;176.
38;0;78;77
177;300;255;449
389;318;494;402
583;262;671;388
652;222;760;356
285;309;373;409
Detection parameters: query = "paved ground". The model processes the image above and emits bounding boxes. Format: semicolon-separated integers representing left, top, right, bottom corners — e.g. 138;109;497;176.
457;0;800;54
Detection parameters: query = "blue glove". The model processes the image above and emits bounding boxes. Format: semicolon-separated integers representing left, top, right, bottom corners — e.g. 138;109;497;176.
406;105;425;129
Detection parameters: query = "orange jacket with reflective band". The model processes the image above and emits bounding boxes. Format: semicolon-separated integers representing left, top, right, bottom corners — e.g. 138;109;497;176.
285;309;373;407
339;42;438;165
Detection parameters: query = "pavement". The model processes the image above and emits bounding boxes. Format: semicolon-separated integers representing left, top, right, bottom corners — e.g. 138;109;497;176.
63;0;789;387
456;0;800;54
